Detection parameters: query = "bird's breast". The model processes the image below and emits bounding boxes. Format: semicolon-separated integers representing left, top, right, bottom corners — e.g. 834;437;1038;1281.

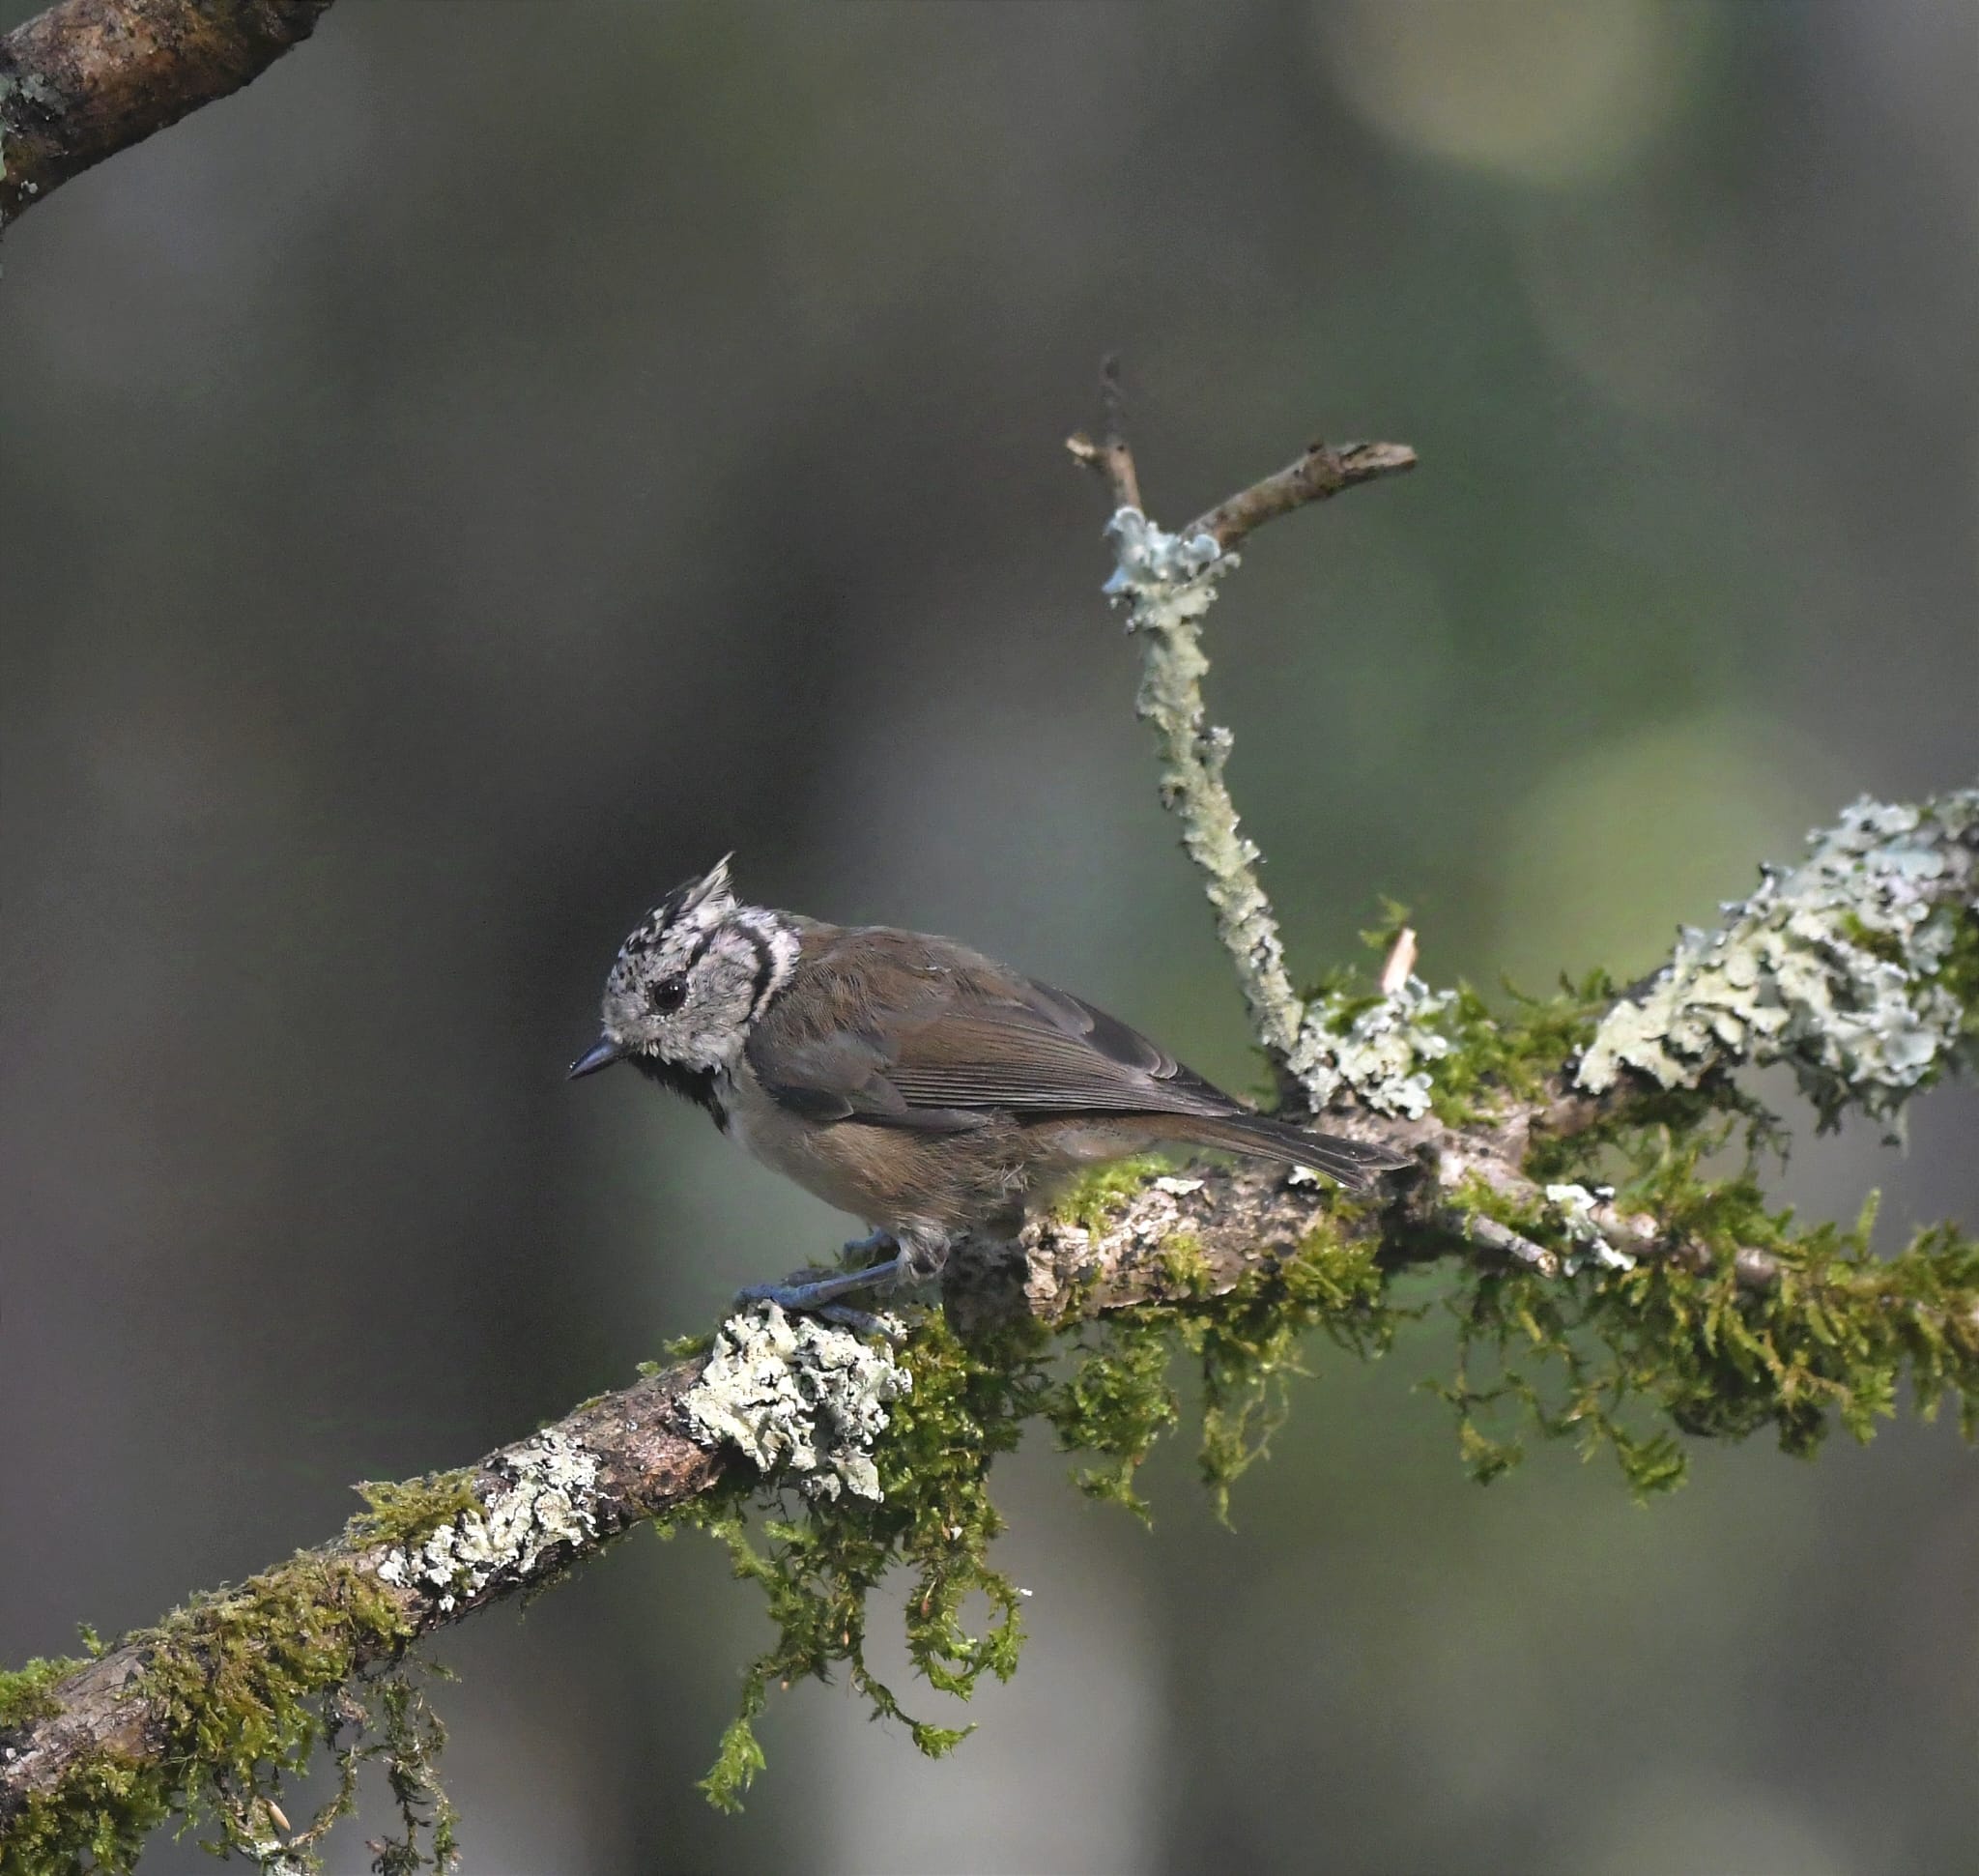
716;1060;875;1214
714;1059;1018;1231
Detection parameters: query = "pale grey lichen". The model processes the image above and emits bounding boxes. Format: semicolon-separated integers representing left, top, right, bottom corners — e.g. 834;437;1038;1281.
1102;506;1226;612
1290;975;1459;1118
682;1303;911;1502
1100;505;1308;1059
1544;1182;1637;1274
246;1837;306;1876
1578;791;1979;1124
376;1430;600;1611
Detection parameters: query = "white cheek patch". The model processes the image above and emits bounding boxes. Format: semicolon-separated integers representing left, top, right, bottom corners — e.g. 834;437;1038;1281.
743;916;800;1019
671;917;789;1068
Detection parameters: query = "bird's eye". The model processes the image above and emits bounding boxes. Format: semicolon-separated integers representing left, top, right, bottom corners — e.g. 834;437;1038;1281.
650;973;689;1015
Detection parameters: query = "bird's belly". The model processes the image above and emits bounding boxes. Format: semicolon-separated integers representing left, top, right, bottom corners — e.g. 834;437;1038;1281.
718;1067;1025;1233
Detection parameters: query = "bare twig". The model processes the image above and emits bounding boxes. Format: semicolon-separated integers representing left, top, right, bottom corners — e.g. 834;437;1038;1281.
1187;438;1418;553
0;0;334;226
1064;428;1140;515
1069;372;1418;1066
1064;357;1143;512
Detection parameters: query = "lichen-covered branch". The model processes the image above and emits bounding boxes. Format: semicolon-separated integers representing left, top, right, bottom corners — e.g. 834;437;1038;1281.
1065;390;1973;1268
0;1363;727;1870
0;0;334;226
8;400;1975;1869
1066;420;1417;1059
1578;793;1979;1124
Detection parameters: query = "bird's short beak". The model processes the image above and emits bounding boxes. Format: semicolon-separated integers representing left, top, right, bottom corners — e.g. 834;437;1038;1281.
567;1035;628;1081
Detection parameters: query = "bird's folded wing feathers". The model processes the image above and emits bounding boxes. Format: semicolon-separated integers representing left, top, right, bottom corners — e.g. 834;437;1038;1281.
754;972;1247;1127
882;1009;1236;1115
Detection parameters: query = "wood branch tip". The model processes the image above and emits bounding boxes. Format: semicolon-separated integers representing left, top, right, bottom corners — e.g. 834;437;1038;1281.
1336;440;1419;477
1065;427;1141;513
0;0;339;223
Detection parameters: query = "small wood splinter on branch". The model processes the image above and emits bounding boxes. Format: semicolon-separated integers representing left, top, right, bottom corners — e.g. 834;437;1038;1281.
1379;926;1420;997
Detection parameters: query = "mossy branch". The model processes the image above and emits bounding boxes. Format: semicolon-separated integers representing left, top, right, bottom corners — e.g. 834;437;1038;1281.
0;1367;725;1872
6;401;1974;1868
0;0;335;227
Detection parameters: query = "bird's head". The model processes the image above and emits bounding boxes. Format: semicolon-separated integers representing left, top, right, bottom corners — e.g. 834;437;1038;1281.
569;856;796;1082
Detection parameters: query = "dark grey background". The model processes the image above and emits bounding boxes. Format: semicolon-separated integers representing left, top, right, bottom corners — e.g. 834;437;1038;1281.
1;3;1973;1871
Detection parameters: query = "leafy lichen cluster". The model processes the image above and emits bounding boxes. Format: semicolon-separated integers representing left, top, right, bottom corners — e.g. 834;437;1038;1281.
1293;905;1613;1130
373;1437;599;1617
1291;972;1459;1118
680;1311;1046;1811
681;1302;913;1502
1579;791;1979;1123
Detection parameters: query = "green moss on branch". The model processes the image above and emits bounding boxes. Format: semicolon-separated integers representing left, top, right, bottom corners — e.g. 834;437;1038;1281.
0;1484;486;1874
8;783;1975;1858
0;1660;84;1734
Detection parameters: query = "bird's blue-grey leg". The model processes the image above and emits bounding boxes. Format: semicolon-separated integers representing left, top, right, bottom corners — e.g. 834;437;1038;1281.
841;1227;899;1261
734;1226;952;1328
735;1250;913;1318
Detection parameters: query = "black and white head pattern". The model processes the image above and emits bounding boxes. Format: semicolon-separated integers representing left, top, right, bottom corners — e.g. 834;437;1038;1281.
598;856;797;1074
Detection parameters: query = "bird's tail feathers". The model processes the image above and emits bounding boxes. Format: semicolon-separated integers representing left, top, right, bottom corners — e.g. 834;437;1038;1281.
1177;1111;1412;1190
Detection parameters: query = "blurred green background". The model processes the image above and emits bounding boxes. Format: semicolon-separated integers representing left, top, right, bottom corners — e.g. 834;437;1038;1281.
1;3;1973;1871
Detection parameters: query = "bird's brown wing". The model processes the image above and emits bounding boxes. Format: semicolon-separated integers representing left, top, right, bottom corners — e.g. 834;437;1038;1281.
748;934;1246;1130
880;982;1247;1119
880;983;1413;1183
746;933;1410;1184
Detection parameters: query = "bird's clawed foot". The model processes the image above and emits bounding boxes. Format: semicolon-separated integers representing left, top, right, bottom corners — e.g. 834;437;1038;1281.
732;1227;956;1338
815;1302;903;1340
733;1249;913;1339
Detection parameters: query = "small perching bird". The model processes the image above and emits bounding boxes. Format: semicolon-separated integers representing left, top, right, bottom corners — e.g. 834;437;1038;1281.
570;859;1410;1316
